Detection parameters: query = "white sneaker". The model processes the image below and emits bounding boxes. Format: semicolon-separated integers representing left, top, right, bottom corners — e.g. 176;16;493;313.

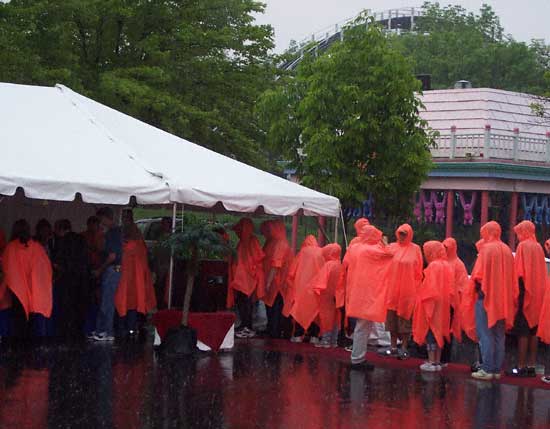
235;328;256;339
93;332;115;342
309;337;320;345
541;376;550;384
420;362;441;372
314;340;331;348
471;369;494;381
290;336;304;343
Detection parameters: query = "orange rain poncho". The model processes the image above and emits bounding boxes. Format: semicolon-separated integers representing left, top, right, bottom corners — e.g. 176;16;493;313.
538;239;550;343
344;225;393;322
227;218;265;307
348;218;370;248
1;239;52;318
460;239;487;342
115;240;156;317
259;220;293;307
470;221;518;329
443;237;468;339
513;221;546;328
413;241;455;348
385;224;423;320
290;244;342;334
285;235;324;318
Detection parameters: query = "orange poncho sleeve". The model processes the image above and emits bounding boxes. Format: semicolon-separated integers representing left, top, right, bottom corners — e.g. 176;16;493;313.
537;277;550;344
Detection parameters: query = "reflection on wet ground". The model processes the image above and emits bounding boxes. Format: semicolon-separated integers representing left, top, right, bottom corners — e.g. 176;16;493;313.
0;339;549;428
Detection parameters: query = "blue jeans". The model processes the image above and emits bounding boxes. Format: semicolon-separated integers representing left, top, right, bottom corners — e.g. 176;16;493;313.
96;267;121;335
475;298;505;374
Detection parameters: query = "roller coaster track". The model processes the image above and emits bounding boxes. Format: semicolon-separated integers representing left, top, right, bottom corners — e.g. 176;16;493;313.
281;7;423;71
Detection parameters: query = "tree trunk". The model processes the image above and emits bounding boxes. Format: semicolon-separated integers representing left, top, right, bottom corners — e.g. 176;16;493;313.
181;247;198;327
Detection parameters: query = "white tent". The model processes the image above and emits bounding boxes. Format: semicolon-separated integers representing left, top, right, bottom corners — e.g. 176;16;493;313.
0;82;340;217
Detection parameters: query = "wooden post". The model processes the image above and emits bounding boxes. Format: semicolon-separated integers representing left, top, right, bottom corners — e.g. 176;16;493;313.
291;214;299;254
512;128;519;161
450;125;457;159
445;191;454;238
508;192;519;250
484;124;492;159
318;216;326;246
481;191;489;226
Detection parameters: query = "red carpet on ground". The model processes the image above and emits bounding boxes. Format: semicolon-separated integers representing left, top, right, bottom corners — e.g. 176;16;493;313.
247;338;550;390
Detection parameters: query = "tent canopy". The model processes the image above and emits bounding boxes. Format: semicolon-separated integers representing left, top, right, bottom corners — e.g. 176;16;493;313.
0;82;340;217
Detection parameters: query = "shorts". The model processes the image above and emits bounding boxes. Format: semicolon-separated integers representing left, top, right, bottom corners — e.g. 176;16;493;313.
426;330;438;351
511;279;537;337
385;310;412;334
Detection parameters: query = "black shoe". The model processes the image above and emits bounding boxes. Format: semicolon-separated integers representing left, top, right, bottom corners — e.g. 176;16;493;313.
471;362;482;373
527;367;537;377
505;367;530;378
397;350;410;360
351;361;375;371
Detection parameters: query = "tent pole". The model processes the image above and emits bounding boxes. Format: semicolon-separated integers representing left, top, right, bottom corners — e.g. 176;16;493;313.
167;203;177;309
340;207;348;249
334;216;338;243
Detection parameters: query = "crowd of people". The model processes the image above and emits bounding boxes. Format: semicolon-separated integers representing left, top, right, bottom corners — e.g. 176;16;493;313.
228;217;550;384
0;207;157;344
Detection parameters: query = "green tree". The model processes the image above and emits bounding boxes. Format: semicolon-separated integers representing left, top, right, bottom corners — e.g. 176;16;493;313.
258;18;434;221
0;0;276;167
394;2;548;94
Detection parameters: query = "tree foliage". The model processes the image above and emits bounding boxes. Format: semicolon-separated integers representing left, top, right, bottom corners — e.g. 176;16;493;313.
0;0;276;167
258;18;434;219
395;2;548;94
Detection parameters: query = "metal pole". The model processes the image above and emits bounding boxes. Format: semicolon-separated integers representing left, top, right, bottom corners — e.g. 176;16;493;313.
340;207;348;249
334;216;339;243
167;203;177;309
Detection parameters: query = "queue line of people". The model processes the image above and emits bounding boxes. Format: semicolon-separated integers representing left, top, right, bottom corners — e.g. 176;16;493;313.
228;217;550;383
0;207;156;344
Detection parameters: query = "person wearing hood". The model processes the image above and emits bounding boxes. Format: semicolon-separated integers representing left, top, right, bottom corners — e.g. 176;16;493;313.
538;239;550;384
260;220;293;338
287;235;325;342
441;237;468;363
413;241;455;372
383;224;423;360
228;218;265;339
291;243;342;348
470;221;518;381
345;225;393;369
505;221;546;377
348;218;370;248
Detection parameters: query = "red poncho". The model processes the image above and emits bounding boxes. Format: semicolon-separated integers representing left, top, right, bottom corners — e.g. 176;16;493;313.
290;244;342;333
344;225;393;322
514;221;546;328
259;220;293;307
385;224;423;320
286;235;324;318
538;239;550;343
348;218;370;248
443;237;468;340
413;241;455;348
115;240;156;317
227;218;264;306
1;239;52;318
470;221;518;329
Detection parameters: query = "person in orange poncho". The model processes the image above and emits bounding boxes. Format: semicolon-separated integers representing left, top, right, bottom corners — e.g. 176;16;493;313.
290;243;342;347
470;221;518;381
413;241;455;372
228;218;264;339
287;235;325;342
348;218;370;248
383;224;423;359
115;211;156;337
441;237;468;362
345;225;393;368
2;219;53;339
505;221;546;377
260;220;293;339
538;239;550;384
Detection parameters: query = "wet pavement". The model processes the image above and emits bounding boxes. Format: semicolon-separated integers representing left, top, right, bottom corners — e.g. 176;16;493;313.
0;338;549;428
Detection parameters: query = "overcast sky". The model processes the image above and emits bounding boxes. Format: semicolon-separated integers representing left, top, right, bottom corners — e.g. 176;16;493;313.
255;1;550;52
